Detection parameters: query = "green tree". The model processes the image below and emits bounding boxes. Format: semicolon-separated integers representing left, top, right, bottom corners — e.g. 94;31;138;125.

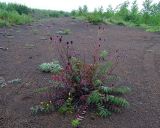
130;0;140;23
117;1;130;21
78;5;88;15
142;0;153;24
82;5;88;14
105;5;114;18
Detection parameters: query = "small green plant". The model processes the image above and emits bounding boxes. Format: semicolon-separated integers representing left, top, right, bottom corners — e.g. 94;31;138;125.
71;119;80;128
100;50;108;60
58;94;74;114
30;101;54;115
56;29;71;35
8;78;21;84
39;61;62;73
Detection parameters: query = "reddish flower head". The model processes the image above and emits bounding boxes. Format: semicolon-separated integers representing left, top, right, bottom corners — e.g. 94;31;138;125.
50;37;53;40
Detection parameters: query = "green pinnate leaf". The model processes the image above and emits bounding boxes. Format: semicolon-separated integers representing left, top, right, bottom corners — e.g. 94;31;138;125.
87;91;102;104
107;95;129;107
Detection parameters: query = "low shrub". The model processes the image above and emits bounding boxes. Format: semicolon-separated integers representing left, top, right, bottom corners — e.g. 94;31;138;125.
48;11;61;17
145;26;160;32
107;17;127;26
39;61;62;73
30;101;54;115
86;13;103;25
0;9;32;27
7;11;32;25
0;19;9;27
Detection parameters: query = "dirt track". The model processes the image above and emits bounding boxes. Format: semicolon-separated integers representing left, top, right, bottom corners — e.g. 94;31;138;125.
0;17;160;128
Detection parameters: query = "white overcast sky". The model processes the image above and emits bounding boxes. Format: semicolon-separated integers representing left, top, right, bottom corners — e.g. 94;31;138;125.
0;0;159;12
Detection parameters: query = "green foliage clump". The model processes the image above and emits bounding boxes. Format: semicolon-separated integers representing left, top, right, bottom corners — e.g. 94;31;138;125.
72;1;160;32
108;95;129;107
0;19;9;27
48;11;62;17
47;10;70;18
87;85;130;117
100;86;131;95
0;2;69;27
95;61;113;79
32;9;70;19
86;13;103;25
87;91;102;104
7;3;30;15
71;119;80;128
39;61;62;73
97;103;112;117
0;2;32;27
107;17;127;26
58;96;74;114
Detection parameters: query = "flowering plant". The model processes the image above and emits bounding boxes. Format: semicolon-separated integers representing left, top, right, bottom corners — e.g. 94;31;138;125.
49;26;130;126
32;26;131;128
